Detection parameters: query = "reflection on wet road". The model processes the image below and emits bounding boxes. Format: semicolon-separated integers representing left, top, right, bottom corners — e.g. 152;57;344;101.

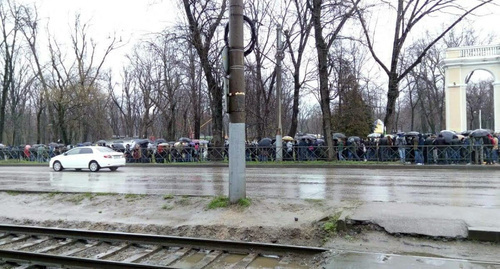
0;166;498;208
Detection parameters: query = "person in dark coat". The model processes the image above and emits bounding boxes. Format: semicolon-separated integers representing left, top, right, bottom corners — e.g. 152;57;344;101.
298;138;307;161
424;135;435;164
433;134;447;164
450;135;460;164
378;135;388;161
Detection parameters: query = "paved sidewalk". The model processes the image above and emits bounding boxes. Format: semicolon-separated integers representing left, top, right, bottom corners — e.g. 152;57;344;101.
350;202;500;241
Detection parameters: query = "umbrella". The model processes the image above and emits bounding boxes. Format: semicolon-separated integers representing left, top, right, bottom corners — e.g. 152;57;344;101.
179;137;192;143
95;140;107;145
300;135;316;140
332;133;346;139
158;143;171;147
367;133;381;138
112;143;125;150
406;131;420;136
49;142;58;147
134;139;150;146
348;136;360;142
258;138;273;147
439;130;456;143
461;130;473;136
82;142;92;146
469;129;491;138
316;138;325;145
174;142;183;148
282;135;294;141
155;138;166;144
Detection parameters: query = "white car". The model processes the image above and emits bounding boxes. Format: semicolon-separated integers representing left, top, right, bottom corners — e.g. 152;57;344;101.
49;146;126;172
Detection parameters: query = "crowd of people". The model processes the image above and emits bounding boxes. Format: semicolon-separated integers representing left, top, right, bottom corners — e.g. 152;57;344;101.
247;131;499;165
1;131;498;165
122;141;208;163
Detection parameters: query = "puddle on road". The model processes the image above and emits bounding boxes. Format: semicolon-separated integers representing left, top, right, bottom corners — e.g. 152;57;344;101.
325;252;499;269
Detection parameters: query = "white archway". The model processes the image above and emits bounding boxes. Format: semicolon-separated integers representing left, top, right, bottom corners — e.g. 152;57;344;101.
443;44;500;132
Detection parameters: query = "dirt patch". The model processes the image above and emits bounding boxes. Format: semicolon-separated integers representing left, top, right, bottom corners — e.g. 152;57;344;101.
0;191;499;264
0;192;344;247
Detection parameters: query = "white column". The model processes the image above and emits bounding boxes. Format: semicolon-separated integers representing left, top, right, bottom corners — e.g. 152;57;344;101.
494;82;500;132
460;84;467;132
445;84;451;131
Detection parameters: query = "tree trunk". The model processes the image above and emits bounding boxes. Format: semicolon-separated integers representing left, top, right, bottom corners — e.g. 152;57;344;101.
311;0;334;160
57;103;69;144
0;51;11;143
36;104;43;144
182;0;225;151
384;76;400;133
288;73;300;137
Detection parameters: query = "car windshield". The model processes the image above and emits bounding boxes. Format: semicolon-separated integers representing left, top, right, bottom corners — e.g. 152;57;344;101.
96;147;115;153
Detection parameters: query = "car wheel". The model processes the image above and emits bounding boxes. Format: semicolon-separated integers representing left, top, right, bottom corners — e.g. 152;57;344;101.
53;161;63;172
109;167;118;171
89;161;100;172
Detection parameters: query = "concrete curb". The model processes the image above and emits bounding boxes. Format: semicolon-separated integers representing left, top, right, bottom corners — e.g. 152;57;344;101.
468;227;500;242
349;203;500;241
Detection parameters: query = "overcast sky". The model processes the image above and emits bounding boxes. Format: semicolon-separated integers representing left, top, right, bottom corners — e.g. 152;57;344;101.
22;0;500;47
15;0;500;83
31;0;177;37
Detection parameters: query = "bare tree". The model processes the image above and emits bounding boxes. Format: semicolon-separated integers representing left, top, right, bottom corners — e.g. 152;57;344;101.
283;0;314;138
467;80;494;130
7;58;34;145
18;3;50;144
187;44;203;139
244;0;282;140
46;15;119;144
182;0;226;152
355;0;494;133
308;0;360;160
129;44;159;139
0;0;23;143
147;33;185;140
108;67;144;138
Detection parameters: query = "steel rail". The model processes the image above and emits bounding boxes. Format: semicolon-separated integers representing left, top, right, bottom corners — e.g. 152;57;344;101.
0;224;328;255
0;250;175;269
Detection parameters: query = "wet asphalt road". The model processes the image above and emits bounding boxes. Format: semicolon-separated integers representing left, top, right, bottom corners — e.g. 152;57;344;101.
0;166;499;208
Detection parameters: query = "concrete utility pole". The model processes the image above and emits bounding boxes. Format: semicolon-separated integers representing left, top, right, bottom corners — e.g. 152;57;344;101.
275;24;283;162
479;109;482;129
228;0;246;203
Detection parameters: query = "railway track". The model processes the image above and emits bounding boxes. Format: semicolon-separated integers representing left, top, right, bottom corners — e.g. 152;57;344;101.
0;224;328;268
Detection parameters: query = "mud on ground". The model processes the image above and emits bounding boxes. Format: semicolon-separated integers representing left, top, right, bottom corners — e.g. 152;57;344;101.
0;192;498;264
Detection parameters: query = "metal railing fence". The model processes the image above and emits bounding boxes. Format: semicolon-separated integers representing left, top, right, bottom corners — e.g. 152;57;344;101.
2;144;497;165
